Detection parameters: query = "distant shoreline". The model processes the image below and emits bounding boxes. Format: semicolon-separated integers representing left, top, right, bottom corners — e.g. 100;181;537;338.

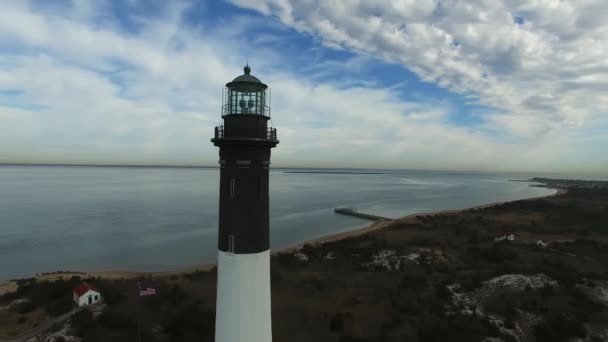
283;170;494;176
0;185;564;293
274;186;566;253
0;163;496;176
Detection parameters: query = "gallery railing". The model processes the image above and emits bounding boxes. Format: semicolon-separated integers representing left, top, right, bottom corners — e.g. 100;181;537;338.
214;126;277;141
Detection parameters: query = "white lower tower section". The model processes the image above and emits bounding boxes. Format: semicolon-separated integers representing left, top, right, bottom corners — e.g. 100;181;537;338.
215;250;272;342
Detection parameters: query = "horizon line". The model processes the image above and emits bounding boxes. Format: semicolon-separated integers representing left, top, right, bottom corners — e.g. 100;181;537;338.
0;162;570;175
0;162;499;172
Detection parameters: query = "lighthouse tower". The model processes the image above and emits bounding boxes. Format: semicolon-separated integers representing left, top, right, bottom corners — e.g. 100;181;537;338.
211;65;278;342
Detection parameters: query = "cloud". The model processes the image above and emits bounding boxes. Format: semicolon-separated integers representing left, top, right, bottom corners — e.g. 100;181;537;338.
228;0;608;138
0;0;606;173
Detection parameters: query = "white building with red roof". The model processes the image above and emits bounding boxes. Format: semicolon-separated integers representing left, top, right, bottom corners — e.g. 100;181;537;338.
73;282;102;307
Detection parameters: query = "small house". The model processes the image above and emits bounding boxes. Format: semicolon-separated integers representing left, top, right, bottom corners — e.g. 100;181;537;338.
536;240;548;248
73;282;102;307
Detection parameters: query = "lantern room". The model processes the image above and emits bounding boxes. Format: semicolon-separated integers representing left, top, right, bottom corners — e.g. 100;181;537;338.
213;65;278;143
222;65;270;117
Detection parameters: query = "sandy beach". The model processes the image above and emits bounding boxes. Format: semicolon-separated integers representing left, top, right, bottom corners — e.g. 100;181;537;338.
0;187;565;295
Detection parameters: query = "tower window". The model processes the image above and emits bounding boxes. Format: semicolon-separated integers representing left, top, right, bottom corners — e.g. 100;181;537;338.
230;177;236;199
228;234;235;254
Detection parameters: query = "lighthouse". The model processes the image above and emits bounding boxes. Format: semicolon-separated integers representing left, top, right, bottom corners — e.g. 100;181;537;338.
211;65;278;342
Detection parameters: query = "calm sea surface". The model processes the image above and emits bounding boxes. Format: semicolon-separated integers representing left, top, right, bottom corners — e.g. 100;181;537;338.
0;165;561;280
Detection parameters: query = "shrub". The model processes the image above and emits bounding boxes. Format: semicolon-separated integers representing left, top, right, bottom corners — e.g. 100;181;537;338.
534;315;587;342
329;313;345;332
339;334;372;342
0;290;20;304
162;302;215;340
484;292;517;319
71;309;94;337
94;282;125;306
275;253;295;266
46;297;73;316
16;278;36;287
49;322;63;333
418;315;499;342
435;282;452;300
13;301;36;314
99;309;133;330
399;271;427;291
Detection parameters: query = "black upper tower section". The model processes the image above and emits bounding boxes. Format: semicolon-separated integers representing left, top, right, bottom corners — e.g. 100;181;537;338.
212;65;278;254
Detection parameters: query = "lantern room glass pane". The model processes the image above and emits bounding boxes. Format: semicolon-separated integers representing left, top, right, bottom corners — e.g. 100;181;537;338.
225;88;268;115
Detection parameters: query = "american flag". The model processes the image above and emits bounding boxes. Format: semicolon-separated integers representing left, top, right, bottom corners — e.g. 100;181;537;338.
138;283;157;296
139;287;157;296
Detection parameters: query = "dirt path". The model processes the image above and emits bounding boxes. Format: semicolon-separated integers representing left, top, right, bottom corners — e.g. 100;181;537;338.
0;307;83;342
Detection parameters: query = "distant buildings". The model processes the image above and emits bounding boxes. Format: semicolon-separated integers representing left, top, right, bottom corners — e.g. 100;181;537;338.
73;282;101;307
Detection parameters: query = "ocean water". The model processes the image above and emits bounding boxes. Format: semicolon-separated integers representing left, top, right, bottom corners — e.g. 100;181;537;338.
0;165;557;280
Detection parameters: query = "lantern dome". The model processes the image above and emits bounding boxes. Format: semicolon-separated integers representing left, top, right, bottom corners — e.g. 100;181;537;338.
222;65;270;116
227;65;266;88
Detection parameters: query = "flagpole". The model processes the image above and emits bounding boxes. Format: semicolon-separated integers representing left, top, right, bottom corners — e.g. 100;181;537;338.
137;282;141;342
135;282;157;341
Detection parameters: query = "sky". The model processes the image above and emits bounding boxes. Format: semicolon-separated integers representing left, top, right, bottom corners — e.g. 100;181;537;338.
0;0;606;173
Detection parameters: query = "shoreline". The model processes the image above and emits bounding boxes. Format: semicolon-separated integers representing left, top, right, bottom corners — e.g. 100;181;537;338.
276;187;566;253
0;187;565;294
